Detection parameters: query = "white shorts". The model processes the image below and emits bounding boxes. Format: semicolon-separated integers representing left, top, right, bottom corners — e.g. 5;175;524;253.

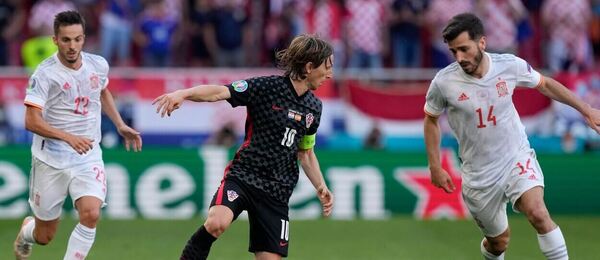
461;151;544;237
28;157;107;221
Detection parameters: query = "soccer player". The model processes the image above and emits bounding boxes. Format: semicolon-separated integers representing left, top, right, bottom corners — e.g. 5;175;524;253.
13;10;142;260
153;34;334;260
424;13;600;260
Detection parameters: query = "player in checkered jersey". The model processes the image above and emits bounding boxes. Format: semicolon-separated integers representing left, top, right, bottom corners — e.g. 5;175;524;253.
13;11;142;260
153;34;334;260
424;13;600;260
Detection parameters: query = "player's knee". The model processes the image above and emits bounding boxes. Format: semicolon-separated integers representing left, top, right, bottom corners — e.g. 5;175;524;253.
488;236;510;254
204;219;229;237
525;206;551;226
35;231;55;245
78;208;101;226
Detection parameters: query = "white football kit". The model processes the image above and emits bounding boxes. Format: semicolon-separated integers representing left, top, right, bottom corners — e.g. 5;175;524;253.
24;52;109;220
425;52;546;236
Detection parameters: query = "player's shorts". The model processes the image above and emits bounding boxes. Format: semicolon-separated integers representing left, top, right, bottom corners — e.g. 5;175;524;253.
28;157;107;221
210;176;290;257
461;150;544;237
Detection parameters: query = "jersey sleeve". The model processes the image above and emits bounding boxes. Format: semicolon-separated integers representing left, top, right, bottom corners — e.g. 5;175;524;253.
99;57;110;90
515;57;543;89
226;77;260;107
424;79;446;117
24;72;50;109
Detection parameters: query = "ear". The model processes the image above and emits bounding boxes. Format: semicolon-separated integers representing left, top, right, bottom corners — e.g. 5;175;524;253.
52;35;58;46
478;36;487;51
305;62;314;74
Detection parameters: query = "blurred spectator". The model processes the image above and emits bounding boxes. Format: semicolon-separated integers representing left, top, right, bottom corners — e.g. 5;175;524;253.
208;122;238;148
205;0;250;67
134;0;179;67
345;0;386;69
264;2;294;66
187;0;212;66
0;0;25;66
100;0;140;66
305;0;347;68
424;0;473;68
23;0;75;72
364;124;383;149
542;0;593;72
591;0;600;64
389;0;426;68
476;0;526;54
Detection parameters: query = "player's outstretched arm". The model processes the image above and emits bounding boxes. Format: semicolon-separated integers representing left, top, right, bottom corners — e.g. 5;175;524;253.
424;114;456;193
101;88;142;152
25;105;94;154
537;76;600;134
298;149;333;217
152;85;230;117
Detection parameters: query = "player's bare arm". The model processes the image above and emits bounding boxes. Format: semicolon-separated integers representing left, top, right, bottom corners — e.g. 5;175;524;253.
24;105;94;155
423;114;456;193
152;84;231;117
298;149;334;217
537;76;600;133
101;88;142;152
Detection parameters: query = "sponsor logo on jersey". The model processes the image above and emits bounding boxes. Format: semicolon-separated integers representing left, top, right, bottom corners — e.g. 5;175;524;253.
63;82;71;90
457;92;469;101
232;80;248;92
279;241;288;247
527;63;532;73
272;104;284;110
227;190;239;202
90;74;99;90
496;78;509;97
306;113;314;128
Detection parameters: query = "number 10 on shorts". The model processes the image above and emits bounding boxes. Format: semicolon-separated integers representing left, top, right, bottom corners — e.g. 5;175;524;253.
280;219;289;241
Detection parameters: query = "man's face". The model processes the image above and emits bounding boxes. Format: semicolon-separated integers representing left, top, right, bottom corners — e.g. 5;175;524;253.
307;55;334;91
447;31;485;75
53;24;85;65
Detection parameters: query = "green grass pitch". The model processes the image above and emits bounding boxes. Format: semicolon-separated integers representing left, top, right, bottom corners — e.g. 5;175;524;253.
1;216;599;259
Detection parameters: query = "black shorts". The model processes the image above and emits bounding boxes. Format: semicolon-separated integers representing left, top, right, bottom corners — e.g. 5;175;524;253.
210;177;290;257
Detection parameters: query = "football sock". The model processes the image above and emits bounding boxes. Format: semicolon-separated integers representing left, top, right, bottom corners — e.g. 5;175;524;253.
22;219;36;244
480;239;505;260
538;226;568;260
180;225;217;260
64;223;96;260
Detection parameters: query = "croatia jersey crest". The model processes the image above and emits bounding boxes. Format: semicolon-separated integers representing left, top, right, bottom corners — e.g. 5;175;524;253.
306;113;314;129
227;190;239;202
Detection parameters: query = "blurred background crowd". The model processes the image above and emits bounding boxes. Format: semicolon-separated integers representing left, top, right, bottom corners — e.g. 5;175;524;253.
0;0;599;153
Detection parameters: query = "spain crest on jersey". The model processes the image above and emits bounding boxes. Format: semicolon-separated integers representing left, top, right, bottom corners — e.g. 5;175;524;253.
90;73;100;90
496;78;508;97
227;190;239;202
306;113;314;129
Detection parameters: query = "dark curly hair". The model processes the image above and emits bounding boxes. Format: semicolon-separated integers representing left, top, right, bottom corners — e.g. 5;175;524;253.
54;10;86;36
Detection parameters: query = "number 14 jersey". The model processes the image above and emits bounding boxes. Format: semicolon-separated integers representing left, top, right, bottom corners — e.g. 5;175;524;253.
424;52;543;189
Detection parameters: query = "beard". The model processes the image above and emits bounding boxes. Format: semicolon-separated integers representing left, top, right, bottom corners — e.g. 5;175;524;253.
460;48;483;75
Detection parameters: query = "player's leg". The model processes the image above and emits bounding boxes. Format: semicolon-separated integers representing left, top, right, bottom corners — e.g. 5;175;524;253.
462;184;510;259
508;153;567;260
181;177;247;260
247;189;289;260
63;162;106;260
14;157;70;259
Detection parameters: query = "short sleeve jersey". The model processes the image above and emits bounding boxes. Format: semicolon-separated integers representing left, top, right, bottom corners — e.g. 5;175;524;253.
225;76;322;203
424;53;543;188
24;52;110;169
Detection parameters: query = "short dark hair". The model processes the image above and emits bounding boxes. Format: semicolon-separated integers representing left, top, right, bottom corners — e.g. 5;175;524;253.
442;13;484;43
276;34;333;80
54;10;85;35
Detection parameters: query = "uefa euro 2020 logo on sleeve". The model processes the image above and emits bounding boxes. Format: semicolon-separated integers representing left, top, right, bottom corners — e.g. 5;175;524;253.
232;80;248;92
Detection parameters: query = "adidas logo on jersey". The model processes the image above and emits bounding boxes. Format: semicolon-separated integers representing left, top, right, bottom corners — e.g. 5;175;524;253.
458;93;469;101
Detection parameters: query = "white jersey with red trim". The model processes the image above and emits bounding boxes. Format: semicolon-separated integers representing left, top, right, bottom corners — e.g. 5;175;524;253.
424;52;543;188
24;52;110;169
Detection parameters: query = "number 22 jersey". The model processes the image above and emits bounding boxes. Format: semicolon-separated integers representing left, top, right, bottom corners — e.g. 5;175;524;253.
424;53;543;189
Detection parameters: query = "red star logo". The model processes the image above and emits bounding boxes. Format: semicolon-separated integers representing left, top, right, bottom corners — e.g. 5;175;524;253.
395;150;469;219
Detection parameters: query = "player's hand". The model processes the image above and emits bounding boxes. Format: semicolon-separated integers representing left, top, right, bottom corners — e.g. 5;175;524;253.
583;107;600;134
430;167;456;193
117;125;142;152
65;134;94;155
317;184;334;217
152;91;185;117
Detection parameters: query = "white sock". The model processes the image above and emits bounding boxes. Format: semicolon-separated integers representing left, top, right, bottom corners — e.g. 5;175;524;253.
481;239;505;260
22;219;36;244
538;226;568;260
64;223;96;260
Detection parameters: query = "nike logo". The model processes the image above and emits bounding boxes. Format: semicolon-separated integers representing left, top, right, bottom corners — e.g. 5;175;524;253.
272;104;284;110
279;241;288;247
